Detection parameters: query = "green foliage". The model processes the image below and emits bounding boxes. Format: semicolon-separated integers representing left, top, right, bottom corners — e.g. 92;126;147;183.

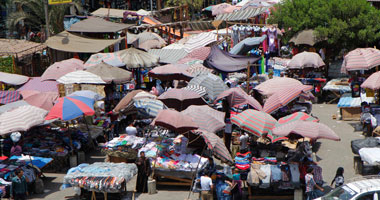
166;0;204;11
269;0;380;51
6;0;82;35
0;57;14;73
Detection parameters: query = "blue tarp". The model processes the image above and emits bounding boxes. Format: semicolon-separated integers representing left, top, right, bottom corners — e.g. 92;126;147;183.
229;35;267;55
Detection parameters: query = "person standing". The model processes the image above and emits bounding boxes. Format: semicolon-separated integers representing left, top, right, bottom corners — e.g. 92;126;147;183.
126;121;138;136
239;133;249;151
11;169;28;200
200;170;213;200
305;167;324;200
330;167;344;188
136;151;151;193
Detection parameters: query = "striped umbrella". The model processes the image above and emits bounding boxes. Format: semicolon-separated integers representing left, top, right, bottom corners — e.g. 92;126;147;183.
182;105;225;133
177;58;204;65
134;98;166;118
118;48;159;68
183;85;207;97
192;130;233;164
183;33;218;53
158;89;206;111
188;73;228;101
341;48;380;73
263;85;313;114
0;100;30;115
231;109;285;142
0;105;48;135
361;71;380;90
215;87;262;111
113;90;144;113
0;91;21;105
272;121;340;141
57;71;106;84
277;112;319;125
132;91;156;100
84;52;124;68
148;64;193;81
255;77;303;97
152;110;198;133
45;96;95;121
186;64;213;76
183;47;211;61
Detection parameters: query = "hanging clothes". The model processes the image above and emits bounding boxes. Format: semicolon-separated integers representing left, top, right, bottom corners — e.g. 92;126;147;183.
261;27;268;53
232;25;239;47
267;27;277;53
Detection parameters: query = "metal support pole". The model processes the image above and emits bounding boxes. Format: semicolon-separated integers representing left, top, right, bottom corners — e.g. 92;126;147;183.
150;0;153;16
44;0;50;38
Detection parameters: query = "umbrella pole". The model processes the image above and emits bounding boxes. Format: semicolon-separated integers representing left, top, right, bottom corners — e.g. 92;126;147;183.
186;144;206;200
246;62;250;93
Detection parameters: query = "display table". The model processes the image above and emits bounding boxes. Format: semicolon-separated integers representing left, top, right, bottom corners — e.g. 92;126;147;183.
9;155;53;170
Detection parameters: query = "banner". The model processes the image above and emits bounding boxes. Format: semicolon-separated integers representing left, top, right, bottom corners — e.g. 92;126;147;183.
48;0;72;5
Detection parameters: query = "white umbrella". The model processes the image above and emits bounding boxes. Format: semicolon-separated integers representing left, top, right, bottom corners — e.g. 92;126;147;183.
69;90;105;101
57;71;106;84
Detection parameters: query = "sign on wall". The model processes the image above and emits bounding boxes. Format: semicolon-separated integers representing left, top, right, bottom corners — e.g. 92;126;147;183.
48;0;72;5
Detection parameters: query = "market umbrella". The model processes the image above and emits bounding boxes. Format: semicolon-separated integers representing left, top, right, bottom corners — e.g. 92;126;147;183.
215;87;262;110
341;48;380;73
183;32;218;53
136;31;166;44
211;3;234;15
117;48;159;68
84;52;124;68
184;47;212;61
152;110;198;133
41;58;84;81
45;96;95;121
24;92;59;111
182;105;225;133
177;58;204;65
192;130;233;164
183;85;207;97
287;51;325;69
68;90;105;101
255;77;304;96
0;105;48;135
231;109;285;142
0;72;29;85
0;91;21;105
19;90;41;99
277;112;319;125
133;98;166;118
113;90;143;113
272;121;340;141
17;77;58;93
158;89;206;111
138;40;165;50
289;29;320;46
361;71;380;90
57;70;106;84
84;62;132;84
148;64;193;81
263;85;313;114
188;73;228;101
133;91;156;100
0;100;30;115
186;64;213;76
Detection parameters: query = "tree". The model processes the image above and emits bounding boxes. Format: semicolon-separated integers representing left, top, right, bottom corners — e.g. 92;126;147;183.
6;0;82;36
166;0;204;19
269;0;380;54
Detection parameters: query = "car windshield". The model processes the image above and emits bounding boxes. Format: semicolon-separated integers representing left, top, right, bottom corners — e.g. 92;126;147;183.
322;186;357;200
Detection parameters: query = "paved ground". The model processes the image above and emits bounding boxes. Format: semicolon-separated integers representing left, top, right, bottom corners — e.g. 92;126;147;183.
26;104;363;200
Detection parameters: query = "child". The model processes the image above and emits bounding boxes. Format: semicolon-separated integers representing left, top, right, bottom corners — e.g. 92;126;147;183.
331;167;344;188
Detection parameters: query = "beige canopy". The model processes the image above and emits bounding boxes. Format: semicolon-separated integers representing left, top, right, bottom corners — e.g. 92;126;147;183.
68;17;132;33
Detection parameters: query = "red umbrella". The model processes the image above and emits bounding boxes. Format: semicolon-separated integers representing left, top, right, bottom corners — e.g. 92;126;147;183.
215;87;262;110
158;89;206;111
41;58;84;81
272;121;340;141
148;64;193;81
263;85;313;114
361;71;380;90
182;105;225;133
277;112;319;125
152;110;199;133
255;77;303;96
341;48;380;73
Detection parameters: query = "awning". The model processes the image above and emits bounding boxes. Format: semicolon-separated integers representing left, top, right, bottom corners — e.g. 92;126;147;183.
188;21;215;31
148;49;188;64
68;17;131;33
91;8;128;19
204;46;260;72
215;7;269;21
45;31;124;53
0;39;46;59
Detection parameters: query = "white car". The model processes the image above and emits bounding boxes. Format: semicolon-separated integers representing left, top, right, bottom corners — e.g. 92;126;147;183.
316;176;380;200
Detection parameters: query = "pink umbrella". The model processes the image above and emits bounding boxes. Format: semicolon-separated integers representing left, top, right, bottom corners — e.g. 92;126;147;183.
361;71;380;90
17;77;58;93
212;3;234;15
148;64;193;81
19;90;41;99
272;121;340;141
41;58;84;81
223;5;240;13
255;77;303;96
215;87;262;110
341;48;380;73
152;110;199;133
263;85;313;114
24;92;59;111
287;52;325;69
181;47;211;61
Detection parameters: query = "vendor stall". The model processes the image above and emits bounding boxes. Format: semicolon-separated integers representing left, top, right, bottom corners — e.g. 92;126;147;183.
338;93;375;121
323;78;351;104
62;162;137;200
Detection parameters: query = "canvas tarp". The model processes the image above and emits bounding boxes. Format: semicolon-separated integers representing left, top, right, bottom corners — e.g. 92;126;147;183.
68;17;132;33
91;8;127;19
204;46;260;72
45;31;124;53
229;35;267;55
0;39;46;59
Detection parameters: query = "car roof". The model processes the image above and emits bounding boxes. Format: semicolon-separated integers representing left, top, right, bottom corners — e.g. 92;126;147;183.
346;178;380;193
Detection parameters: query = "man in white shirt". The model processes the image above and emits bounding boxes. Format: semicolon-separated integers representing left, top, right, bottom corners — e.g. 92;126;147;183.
240;132;249;151
125;122;137;136
200;170;213;200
